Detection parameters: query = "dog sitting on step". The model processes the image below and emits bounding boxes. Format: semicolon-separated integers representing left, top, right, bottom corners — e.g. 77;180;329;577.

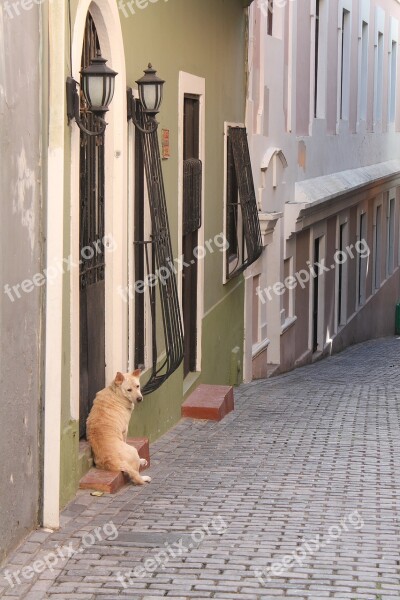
86;370;151;485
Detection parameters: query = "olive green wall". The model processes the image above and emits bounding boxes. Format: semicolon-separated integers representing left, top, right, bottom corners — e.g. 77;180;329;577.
59;0;248;508
121;0;248;313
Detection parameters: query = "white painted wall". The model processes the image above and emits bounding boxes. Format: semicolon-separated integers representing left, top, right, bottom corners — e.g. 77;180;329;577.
245;0;400;377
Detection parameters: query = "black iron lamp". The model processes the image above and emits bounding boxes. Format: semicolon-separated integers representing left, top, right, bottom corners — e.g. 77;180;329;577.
66;51;118;137
127;64;165;133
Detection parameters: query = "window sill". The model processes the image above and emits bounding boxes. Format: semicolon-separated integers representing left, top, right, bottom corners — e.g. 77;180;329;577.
281;315;297;335
252;337;270;359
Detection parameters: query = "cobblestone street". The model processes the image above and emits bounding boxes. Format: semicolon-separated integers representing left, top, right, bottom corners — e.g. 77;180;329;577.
1;337;400;600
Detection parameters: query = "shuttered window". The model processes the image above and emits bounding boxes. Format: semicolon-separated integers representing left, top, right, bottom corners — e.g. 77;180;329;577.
183;158;202;235
226;126;262;279
132;108;184;394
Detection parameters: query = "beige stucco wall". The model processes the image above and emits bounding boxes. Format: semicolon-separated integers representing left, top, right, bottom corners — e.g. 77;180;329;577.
0;3;42;563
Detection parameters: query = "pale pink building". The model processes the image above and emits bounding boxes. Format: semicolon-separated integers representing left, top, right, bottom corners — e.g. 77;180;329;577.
244;0;400;380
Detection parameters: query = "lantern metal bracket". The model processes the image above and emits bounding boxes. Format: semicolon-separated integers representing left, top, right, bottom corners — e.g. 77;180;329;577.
126;87;159;134
66;77;108;137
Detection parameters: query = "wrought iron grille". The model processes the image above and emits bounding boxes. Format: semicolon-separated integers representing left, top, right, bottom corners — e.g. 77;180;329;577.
226;126;262;279
183;158;202;235
79;14;105;290
135;108;184;395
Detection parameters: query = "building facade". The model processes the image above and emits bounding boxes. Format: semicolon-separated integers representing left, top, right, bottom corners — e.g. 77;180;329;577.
0;3;43;563
244;0;400;380
0;0;257;559
42;0;254;529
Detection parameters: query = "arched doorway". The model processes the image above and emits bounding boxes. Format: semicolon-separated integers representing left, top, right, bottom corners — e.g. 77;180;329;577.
69;0;128;439
43;0;127;529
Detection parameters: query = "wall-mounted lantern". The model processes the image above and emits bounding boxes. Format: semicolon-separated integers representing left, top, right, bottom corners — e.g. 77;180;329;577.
127;64;165;133
66;51;118;137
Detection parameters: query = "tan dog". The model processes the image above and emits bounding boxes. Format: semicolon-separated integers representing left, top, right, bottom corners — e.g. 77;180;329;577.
86;370;151;485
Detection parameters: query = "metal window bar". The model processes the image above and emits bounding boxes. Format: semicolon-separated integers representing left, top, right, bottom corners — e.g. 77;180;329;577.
226;126;262;279
135;107;184;394
183;158;202;235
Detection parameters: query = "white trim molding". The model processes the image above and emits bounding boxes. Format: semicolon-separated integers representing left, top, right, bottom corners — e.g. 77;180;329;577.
43;0;66;530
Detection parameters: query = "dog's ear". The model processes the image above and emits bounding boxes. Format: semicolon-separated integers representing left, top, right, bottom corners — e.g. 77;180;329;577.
115;372;125;386
132;368;142;378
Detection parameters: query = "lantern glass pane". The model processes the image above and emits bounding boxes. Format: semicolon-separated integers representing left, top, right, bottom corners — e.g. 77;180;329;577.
141;84;157;111
107;78;115;107
85;75;105;108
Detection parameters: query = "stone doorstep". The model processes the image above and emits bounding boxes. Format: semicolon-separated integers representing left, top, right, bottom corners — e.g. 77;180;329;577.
181;384;234;421
79;437;150;494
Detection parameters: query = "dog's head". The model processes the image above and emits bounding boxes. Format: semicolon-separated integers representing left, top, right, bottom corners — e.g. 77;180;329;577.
114;370;143;405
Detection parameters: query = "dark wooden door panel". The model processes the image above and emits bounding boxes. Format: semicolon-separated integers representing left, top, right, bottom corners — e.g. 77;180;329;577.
79;282;105;438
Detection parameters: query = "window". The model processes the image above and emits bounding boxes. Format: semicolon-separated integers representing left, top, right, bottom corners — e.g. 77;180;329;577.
359;21;369;122
182;95;202;377
389;41;397;123
313;0;327;120
282;258;294;321
267;0;273;36
226;130;243;272
252;275;261;344
130;107;184;393
225;126;262;280
358;212;367;306
374;31;384;124
338;223;347;326
312;237;322;352
387;195;395;276
374;204;382;289
79;13;105;439
133;113;147;369
340;8;351;120
314;0;320;118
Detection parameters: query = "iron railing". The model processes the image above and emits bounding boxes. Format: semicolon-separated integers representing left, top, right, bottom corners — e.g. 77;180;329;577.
226;126;262;279
135;108;184;394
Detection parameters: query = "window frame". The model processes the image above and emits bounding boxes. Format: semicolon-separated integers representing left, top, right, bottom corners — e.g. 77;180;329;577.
223;123;263;283
373;7;385;130
128;93;153;373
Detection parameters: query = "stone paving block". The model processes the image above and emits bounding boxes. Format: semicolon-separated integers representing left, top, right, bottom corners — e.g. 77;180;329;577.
2;339;400;600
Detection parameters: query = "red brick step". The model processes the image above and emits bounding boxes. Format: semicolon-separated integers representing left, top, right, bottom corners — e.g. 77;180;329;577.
181;384;234;421
79;437;150;493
